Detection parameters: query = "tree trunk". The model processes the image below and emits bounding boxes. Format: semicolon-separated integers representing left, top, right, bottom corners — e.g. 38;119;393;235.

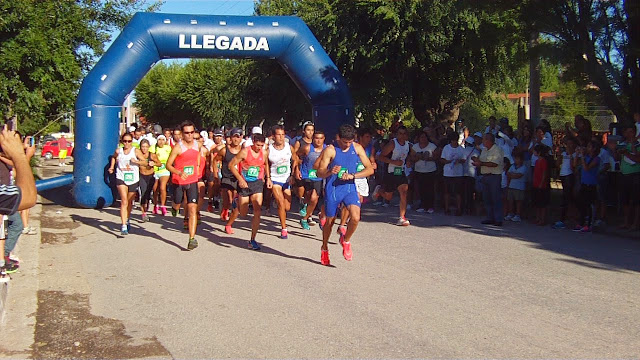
529;31;541;128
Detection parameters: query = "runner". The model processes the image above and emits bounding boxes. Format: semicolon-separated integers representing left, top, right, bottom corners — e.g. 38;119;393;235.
314;124;374;266
108;133;144;235
292;121;315;211
194;132;209;226
206;128;224;212
166;121;202;251
337;127;376;234
377;125;414;226
137;139;158;222
213;128;243;222
225;133;270;250
152;135;171;216
266;125;299;239
297;130;326;230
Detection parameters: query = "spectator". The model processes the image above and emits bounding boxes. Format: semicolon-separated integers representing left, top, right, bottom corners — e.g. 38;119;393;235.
616;126;640;230
485;116;500;136
440;132;464;215
58;133;68;167
411;131;437;213
505;151;527;222
0;125;37;282
552;136;578;229
565;115;592;146
461;137;479;215
473;133;504;226
574;140;601;232
532;144;551;226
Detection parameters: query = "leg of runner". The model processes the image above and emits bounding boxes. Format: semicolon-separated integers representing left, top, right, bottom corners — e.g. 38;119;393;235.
225;194;248;234
337;206;349;235
186;202;198;250
398;183;410;225
320;215;336;265
152;177;160;214
248;192;263;250
126;190;136;230
271;185;290;239
117;185;129;234
159;176;169;215
197;180;206;224
341;204;361;261
301;189;319;230
221;186;234;221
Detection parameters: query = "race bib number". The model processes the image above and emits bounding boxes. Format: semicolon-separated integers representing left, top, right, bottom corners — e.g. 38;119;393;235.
356;163;365;172
276;165;289;174
247;166;260;178
183;166;195;175
393;167;403;176
308;169;318;179
337;167;347;178
123;171;135;184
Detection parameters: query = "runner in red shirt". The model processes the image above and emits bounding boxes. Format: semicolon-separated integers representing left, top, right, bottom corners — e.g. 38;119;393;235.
225;133;269;250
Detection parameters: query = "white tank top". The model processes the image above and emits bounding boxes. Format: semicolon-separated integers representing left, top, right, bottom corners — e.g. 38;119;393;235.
388;138;410;174
116;147;140;184
268;143;292;183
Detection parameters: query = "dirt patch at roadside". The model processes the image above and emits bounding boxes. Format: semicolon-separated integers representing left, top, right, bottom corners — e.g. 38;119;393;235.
32;290;171;359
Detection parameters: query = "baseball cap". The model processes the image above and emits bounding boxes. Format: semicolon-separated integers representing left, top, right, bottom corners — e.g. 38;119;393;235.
465;137;475;145
200;130;208;139
128;126;136;132
251;126;262;135
213;128;224;136
474;131;483;137
157;135;167;141
230;128;243;136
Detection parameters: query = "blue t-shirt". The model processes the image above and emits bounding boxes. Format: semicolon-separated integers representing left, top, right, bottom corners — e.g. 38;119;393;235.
507;164;527;190
581;156;600;185
326;143;360;188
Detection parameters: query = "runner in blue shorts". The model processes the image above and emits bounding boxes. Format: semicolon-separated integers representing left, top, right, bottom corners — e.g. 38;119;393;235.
314;124;374;266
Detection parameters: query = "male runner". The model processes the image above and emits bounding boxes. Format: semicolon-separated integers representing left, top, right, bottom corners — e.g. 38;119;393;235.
292;121;315;211
315;124;374;266
377;125;414;226
297;130;326;230
213;128;243;222
166;121;201;251
266;125;299;239
226;133;270;250
206;128;225;212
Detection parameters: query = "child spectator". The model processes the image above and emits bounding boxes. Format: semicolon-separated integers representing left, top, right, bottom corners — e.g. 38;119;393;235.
574;140;601;232
505;151;527;222
532;144;551;225
440;132;464;215
553;137;577;229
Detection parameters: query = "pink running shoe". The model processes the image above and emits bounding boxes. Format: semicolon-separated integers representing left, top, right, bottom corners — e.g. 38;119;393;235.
336;225;347;236
342;241;352;261
221;208;229;221
225;225;234;234
160;206;168;216
152;205;159;215
319;216;327;230
321;249;330;266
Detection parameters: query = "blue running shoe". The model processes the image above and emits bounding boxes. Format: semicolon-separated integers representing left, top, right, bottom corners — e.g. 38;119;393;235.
299;203;307;217
248;239;261;250
300;219;310;230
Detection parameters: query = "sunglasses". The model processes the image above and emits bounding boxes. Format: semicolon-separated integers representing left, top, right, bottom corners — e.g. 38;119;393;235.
122;140;132;143
183;131;195;135
194;137;201;140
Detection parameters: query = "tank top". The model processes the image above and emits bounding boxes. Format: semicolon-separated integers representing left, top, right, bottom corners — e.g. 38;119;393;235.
240;147;265;182
268;143;292;183
301;144;325;181
387;138;409;175
154;145;172;173
172;141;200;185
116;147;140;185
355;143;373;172
326;143;359;188
222;146;240;179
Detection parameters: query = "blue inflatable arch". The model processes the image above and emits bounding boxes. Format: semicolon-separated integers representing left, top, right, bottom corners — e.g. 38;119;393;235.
37;13;354;208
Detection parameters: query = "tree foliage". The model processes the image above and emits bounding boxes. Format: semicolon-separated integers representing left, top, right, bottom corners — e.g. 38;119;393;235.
0;0;159;134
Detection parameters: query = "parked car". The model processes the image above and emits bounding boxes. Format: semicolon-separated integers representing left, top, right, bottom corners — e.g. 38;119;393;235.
41;140;73;160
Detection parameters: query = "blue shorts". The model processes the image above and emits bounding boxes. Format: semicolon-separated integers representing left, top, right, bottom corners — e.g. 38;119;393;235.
325;183;360;218
272;181;290;190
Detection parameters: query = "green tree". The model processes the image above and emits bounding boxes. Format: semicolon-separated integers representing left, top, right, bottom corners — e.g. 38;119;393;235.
0;0;160;134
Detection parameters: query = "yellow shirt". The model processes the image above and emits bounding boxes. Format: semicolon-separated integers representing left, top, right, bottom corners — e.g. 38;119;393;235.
479;144;504;175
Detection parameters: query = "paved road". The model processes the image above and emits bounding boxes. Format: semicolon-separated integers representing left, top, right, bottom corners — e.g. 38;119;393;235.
2;161;640;358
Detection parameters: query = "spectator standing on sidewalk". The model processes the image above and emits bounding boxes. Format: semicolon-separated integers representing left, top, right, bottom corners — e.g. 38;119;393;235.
473;133;504;226
57;134;68;167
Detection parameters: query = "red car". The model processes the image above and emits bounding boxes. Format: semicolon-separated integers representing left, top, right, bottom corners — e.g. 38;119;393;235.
41;140;74;160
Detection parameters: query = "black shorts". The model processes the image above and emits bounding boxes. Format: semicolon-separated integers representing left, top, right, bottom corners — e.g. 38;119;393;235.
303;179;323;196
621;173;640;205
116;179;139;193
174;182;199;204
293;177;305;188
383;172;408;193
532;187;550;207
220;177;238;191
444;176;462;194
238;180;264;197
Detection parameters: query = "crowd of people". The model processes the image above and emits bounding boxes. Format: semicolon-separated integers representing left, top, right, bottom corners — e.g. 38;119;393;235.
108;112;640;266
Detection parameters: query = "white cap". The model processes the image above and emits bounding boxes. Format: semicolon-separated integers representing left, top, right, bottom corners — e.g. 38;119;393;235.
251;126;262;134
157;135;167;140
129;126;136;132
200;130;208;139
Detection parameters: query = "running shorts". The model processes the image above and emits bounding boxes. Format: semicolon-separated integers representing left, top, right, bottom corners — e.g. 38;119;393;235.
383;172;408;193
116;179;139;193
238;180;264;197
59;149;68;159
220;177;238;191
174;182;199;204
325;183;360;218
303;179;323;196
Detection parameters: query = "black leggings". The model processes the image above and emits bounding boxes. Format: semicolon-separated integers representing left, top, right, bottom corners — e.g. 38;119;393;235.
139;174;155;207
578;184;596;227
559;175;575;221
414;171;436;209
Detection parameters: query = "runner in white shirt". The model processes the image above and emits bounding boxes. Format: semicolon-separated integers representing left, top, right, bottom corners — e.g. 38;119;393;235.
108;133;144;235
266;125;299;239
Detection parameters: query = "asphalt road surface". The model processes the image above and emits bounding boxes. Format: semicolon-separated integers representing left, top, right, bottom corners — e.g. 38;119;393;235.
1;166;639;358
